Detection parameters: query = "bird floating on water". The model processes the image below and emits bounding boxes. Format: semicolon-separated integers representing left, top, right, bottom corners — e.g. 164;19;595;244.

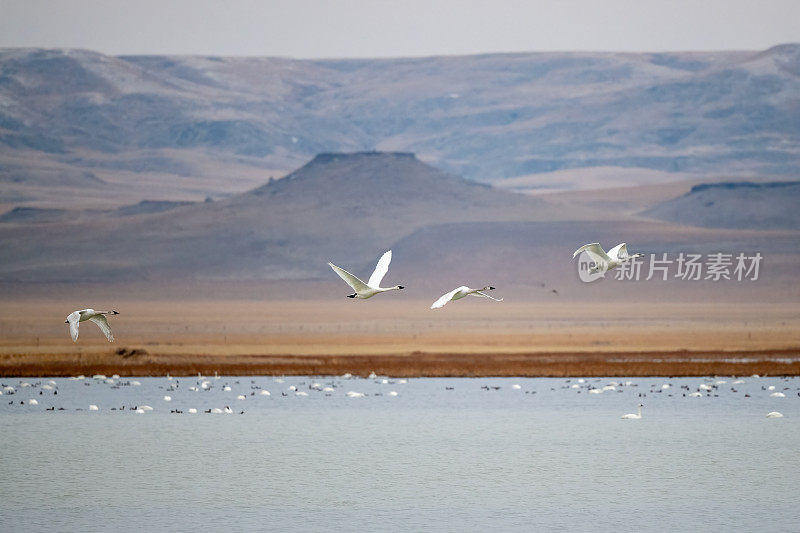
328;250;404;299
621;404;643;419
65;309;119;342
430;286;503;309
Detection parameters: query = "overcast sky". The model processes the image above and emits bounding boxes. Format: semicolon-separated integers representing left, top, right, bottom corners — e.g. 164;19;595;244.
1;0;799;58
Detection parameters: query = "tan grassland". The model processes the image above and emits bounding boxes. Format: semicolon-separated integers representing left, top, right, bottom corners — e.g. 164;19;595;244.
1;286;798;376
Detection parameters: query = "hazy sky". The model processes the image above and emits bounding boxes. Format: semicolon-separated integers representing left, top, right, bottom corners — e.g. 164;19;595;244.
1;0;799;58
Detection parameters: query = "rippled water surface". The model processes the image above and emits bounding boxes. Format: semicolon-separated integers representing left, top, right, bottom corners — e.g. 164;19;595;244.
2;375;798;531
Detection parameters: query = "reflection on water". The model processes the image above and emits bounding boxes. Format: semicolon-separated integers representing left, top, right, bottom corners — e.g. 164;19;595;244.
1;376;798;531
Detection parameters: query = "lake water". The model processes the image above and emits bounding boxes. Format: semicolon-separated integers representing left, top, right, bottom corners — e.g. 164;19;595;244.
1;375;798;531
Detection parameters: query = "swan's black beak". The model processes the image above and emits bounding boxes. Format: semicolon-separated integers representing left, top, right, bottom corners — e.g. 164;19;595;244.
347;294;356;298
64;320;69;324
489;286;496;290
398;286;405;289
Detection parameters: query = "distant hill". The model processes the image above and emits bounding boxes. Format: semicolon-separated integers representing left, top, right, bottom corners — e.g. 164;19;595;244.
113;200;195;217
0;207;70;224
642;181;800;229
0;152;554;281
1;45;800;206
0;199;196;224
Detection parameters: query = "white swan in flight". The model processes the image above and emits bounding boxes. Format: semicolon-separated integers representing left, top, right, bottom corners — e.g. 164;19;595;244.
328;250;404;299
572;242;644;275
430;286;503;309
621;404;643;419
65;309;119;342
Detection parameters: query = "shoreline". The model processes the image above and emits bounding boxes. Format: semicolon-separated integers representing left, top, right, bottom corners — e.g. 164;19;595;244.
2;348;799;377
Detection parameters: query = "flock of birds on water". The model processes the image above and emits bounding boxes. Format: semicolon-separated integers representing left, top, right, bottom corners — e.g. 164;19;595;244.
3;373;794;419
44;242;789;419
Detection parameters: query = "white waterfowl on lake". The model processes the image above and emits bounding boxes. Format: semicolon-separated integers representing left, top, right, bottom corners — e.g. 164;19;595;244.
766;411;784;418
430;286;503;309
621;404;643;419
328;250;405;299
65;309;119;342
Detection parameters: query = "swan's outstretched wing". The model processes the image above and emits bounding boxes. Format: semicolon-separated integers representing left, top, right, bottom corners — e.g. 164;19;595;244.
607;243;629;261
89;315;114;342
572;243;611;269
470;291;504;302
67;312;80;342
430;287;462;309
367;250;392;289
328;262;370;293
572;243;610;261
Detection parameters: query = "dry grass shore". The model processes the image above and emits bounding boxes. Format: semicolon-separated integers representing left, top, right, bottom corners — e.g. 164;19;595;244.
2;348;799;378
1;293;798;377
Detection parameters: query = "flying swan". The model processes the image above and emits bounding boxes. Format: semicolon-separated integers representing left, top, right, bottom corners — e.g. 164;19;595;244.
65;309;120;342
328;250;404;299
430;286;503;309
572;242;644;276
